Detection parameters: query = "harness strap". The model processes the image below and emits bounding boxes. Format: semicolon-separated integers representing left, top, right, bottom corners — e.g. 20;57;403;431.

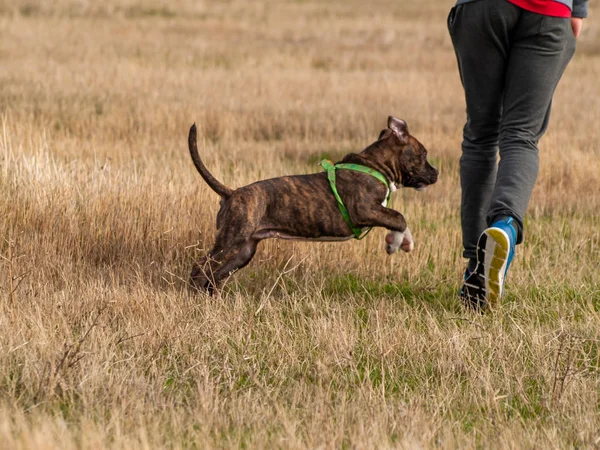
320;159;391;240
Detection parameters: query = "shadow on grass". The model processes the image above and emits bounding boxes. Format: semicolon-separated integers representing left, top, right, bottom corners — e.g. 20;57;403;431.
322;272;461;311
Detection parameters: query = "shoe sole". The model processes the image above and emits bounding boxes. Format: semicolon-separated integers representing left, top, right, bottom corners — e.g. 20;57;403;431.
477;227;510;306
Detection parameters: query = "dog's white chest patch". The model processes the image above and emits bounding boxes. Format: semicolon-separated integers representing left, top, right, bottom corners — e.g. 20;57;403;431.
381;190;389;207
381;183;396;207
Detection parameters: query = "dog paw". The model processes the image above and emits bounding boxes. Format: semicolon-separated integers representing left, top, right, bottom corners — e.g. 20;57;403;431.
400;227;414;252
385;228;414;255
385;231;403;254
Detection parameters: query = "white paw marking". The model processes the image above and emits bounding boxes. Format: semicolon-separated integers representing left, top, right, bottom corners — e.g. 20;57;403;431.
385;227;414;255
402;227;414;252
385;230;404;254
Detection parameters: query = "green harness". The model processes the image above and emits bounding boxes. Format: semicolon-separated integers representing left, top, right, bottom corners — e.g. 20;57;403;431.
320;159;391;240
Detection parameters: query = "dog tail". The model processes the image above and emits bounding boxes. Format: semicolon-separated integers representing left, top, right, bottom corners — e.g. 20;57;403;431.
188;123;233;199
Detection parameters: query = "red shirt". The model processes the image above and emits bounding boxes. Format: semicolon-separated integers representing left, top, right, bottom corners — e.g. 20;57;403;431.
508;0;572;17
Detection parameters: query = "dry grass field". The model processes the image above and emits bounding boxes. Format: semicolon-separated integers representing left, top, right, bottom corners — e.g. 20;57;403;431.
1;0;599;448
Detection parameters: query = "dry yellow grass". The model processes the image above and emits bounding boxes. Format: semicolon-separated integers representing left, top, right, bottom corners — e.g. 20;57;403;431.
1;0;599;448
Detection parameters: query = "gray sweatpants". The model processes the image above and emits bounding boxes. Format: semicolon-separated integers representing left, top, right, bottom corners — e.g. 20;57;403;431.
447;0;576;261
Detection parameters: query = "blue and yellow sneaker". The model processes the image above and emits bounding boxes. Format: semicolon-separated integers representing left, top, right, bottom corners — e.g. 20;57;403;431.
461;217;517;309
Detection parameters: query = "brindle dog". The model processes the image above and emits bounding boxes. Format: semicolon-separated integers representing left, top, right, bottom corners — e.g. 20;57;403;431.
188;116;438;293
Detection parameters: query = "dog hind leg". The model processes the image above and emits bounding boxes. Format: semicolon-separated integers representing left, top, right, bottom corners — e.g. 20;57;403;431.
190;240;259;294
190;255;215;293
209;240;258;290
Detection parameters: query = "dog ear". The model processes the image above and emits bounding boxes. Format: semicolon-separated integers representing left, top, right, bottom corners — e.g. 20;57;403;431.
388;116;409;144
378;129;392;140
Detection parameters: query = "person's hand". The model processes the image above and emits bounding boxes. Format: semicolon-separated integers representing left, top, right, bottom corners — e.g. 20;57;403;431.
571;17;583;38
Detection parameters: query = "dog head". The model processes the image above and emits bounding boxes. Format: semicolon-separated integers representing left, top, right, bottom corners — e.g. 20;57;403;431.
375;116;438;190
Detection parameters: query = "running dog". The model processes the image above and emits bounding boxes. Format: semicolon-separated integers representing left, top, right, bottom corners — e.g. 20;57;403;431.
188;116;438;292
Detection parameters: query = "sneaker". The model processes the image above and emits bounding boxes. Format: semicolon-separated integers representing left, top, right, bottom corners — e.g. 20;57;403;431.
475;217;518;307
460;217;517;310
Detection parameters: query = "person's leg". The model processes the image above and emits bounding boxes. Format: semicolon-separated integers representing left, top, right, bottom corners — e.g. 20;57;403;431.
472;11;576;308
448;0;521;264
488;12;577;239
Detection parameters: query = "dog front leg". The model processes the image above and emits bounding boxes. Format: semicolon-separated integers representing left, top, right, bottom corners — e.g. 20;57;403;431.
352;205;414;254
